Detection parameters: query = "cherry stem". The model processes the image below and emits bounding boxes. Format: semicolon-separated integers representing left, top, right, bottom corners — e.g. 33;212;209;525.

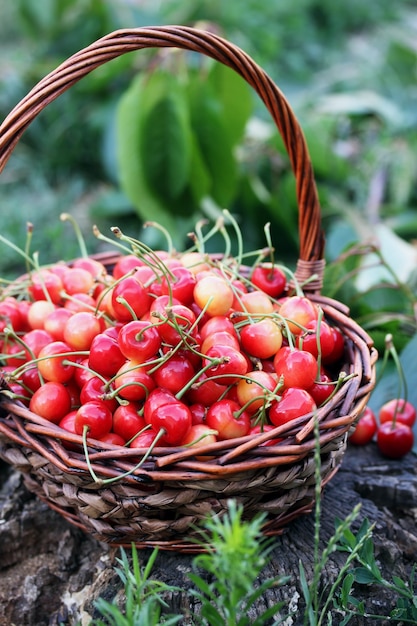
69;359;108;385
115;296;138;321
384;333;408;426
29;251;55;305
186;217;222;255
315;307;324;376
316;371;356;407
24;222;34;275
143;221;174;255
183;430;219;447
60;213;88;259
175;357;226;401
82;425;165;486
0;230;36;271
2;327;46;385
93;224;135;256
263;222;276;276
223;209;243;273
124;423;153;446
1;387;31;403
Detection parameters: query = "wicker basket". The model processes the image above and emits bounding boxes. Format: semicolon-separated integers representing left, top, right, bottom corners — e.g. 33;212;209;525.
0;26;377;552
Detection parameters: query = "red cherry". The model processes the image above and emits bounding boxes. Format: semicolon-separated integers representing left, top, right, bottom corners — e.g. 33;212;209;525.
143;388;177;425
37;341;75;384
112;403;146;442
111;276;151;322
278;296;318;335
129;429;158;449
113;361;155;402
193;274;234;317
71;257;106;279
349;407;377;446
189;403;207;425
273;346;318;390
22;329;54;359
44;307;73;341
20;365;42;393
236;370;277;414
2;341;26;367
201;330;240;354
112;254;144;280
186;372;228;406
61;267;95;296
155;303;196;346
269;388;317;427
150;400;192;445
250;264;286;298
99;432;126;446
0;298;25;333
29;382;72;423
308;369;335;406
379;399;416;428
376;421;414;459
59;410;79;435
152;354;195;395
296;318;335;360
63;292;97;313
160;266;196;305
205;399;251;440
180;423;218;460
203;344;249;385
239;318;283;359
74;400;113;440
250;424;282;446
323;326;345;364
80;376;117;413
199;315;237;341
73;357;96;389
28;270;64;304
88;327;126;378
117;320;161;362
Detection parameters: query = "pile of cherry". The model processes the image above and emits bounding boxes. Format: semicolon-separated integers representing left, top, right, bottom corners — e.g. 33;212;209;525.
0;247;382;456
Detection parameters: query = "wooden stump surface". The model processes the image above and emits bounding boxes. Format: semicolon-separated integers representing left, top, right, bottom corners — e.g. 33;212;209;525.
0;443;416;626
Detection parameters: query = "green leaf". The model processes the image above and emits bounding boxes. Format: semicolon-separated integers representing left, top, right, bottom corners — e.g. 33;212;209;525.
299;560;314;620
302;115;348;182
351;566;380;585
140;85;192;201
317;90;402;126
356;223;417;291
207;61;253;146
340;573;355;605
115;73;177;233
188;134;212;204
189;81;238;207
392;575;410;591
388;141;417;207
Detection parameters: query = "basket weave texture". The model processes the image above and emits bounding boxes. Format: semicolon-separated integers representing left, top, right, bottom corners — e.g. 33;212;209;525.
0;26;377;552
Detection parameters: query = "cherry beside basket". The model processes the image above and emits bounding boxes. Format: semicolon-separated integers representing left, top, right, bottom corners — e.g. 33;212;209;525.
0;26;377;552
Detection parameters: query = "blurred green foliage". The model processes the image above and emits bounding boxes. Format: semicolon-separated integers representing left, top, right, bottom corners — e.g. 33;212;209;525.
1;0;417;368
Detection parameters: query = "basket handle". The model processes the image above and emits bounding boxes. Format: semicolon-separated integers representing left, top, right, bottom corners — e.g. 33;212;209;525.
0;25;325;286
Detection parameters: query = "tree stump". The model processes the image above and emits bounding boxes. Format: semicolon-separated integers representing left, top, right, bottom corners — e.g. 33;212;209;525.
0;443;416;626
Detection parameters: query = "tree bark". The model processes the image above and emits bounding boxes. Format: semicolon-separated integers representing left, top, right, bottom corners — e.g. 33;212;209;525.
0;443;416;626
